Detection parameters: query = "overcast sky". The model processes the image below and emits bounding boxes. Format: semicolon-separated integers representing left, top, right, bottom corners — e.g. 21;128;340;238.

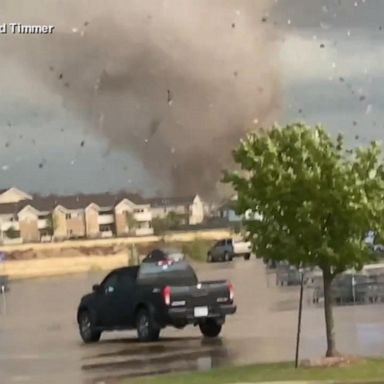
0;0;382;195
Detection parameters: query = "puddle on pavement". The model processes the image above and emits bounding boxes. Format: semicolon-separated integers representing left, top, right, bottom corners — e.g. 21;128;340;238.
81;337;232;383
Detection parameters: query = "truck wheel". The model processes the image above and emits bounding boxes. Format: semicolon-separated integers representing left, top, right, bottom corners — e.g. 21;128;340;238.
207;252;213;263
136;309;160;342
78;310;101;343
199;319;222;338
244;253;251;261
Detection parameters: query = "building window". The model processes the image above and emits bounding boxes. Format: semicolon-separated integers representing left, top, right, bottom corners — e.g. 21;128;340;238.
65;214;71;220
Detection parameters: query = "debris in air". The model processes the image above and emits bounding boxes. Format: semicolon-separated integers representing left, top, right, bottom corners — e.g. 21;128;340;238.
261;17;268;23
359;95;366;101
355;135;359;140
84;21;89;27
80;140;85;147
231;23;236;28
4;142;10;148
320;43;325;48
353;121;357;126
38;159;47;169
339;77;344;82
58;73;63;80
233;71;238;77
167;90;173;106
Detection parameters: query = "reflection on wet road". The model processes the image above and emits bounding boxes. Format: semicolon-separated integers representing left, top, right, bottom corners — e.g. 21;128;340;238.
1;259;384;383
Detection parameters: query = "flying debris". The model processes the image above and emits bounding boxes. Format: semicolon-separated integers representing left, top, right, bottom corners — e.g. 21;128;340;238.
353;121;357;126
167;89;173;106
339;77;344;82
58;73;63;80
261;17;268;23
84;21;89;27
231;23;236;28
80;140;85;147
355;135;359;140
359;95;366;101
149;119;161;137
233;71;238;77
320;43;325;48
4;141;10;148
38;159;47;169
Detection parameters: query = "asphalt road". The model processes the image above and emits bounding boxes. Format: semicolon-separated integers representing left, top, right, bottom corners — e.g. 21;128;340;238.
1;259;384;384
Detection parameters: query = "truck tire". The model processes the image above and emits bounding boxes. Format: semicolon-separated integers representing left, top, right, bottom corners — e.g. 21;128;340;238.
136;308;160;342
244;253;251;261
207;252;213;263
78;310;101;343
199;319;222;338
224;252;232;262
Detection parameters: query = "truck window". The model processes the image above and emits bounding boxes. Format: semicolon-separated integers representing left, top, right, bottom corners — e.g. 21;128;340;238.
138;261;198;286
117;268;139;291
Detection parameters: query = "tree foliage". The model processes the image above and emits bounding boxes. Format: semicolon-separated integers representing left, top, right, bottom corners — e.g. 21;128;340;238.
224;122;384;356
224;123;384;271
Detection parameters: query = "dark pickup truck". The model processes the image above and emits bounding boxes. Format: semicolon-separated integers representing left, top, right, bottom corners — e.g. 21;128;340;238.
77;260;236;343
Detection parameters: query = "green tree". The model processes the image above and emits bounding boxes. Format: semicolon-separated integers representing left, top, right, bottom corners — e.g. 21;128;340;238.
46;214;57;236
224;122;384;357
166;211;185;228
5;226;19;239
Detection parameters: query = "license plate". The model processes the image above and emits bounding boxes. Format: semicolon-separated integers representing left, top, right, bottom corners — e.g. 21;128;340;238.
194;306;208;317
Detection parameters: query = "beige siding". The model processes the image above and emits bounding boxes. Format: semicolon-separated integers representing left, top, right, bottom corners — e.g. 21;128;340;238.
53;211;67;239
115;211;128;236
19;218;40;242
66;213;86;238
85;207;99;238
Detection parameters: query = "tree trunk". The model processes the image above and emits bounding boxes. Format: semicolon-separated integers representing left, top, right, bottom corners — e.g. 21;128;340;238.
322;267;338;357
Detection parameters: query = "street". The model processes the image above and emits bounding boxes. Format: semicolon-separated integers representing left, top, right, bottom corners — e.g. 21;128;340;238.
1;259;384;384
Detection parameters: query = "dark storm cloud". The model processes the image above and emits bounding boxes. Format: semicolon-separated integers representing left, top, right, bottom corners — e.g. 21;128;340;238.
0;0;281;197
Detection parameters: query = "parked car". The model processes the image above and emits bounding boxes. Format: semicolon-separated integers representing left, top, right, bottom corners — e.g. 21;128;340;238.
77;259;236;343
207;238;252;262
142;248;185;263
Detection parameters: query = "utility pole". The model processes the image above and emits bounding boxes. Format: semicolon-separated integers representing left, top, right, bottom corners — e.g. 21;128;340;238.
295;267;305;368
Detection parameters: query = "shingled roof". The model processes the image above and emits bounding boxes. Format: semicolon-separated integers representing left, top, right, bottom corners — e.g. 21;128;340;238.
0;192;145;214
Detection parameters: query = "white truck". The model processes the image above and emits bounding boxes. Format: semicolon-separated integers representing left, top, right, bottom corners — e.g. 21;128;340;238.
207;238;252;262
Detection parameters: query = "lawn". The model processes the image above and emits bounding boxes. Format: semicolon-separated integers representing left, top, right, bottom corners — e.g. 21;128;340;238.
122;359;384;384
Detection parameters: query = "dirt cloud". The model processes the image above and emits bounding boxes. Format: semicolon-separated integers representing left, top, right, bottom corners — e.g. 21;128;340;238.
0;0;281;197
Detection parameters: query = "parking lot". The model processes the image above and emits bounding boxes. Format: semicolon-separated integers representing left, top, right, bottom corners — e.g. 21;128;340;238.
2;259;384;384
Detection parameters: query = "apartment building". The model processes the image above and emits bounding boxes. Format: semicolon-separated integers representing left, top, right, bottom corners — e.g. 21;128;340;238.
146;195;204;225
0;188;153;244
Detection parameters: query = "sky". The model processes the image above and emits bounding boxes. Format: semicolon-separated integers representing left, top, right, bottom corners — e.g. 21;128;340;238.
0;0;382;196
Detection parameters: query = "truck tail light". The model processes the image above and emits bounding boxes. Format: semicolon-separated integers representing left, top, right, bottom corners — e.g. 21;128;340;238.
228;281;234;301
162;286;171;306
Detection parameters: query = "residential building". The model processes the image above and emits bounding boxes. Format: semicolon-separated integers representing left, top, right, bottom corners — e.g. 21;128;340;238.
146;195;204;225
0;187;154;244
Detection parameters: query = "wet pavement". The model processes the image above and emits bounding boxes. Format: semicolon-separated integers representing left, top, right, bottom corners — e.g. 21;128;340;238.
1;259;384;383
